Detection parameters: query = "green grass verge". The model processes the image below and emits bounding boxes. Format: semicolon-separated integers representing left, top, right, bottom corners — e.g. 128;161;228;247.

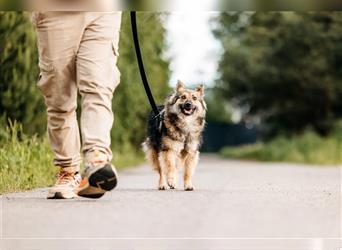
220;130;342;165
0;122;144;194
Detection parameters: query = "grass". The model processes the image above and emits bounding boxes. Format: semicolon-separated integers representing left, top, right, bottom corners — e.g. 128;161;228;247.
220;130;342;165
0;121;144;194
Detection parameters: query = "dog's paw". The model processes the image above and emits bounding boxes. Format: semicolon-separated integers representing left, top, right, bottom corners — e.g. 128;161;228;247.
158;184;168;190
167;178;177;189
184;184;194;191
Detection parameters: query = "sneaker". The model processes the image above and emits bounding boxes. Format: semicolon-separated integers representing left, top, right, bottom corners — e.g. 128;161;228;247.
47;170;81;199
77;151;118;199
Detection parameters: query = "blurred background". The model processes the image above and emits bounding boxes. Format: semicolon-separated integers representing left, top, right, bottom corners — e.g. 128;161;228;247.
1;11;342;193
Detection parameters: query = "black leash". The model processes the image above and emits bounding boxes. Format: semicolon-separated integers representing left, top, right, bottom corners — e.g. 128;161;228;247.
130;11;160;116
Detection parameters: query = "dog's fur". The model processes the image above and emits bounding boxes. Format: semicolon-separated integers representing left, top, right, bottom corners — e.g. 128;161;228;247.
142;80;206;191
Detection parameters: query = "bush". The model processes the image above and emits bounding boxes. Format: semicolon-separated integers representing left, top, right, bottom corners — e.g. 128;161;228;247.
0;12;46;135
220;128;342;165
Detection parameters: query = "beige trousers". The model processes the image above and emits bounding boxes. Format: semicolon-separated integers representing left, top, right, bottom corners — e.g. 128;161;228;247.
32;12;122;172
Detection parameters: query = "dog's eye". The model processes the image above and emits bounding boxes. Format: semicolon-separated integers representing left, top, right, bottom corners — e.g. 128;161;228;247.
193;96;197;101
181;95;186;100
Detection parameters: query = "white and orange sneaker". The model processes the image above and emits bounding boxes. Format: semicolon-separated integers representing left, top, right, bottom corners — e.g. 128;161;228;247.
47;169;81;199
77;150;118;199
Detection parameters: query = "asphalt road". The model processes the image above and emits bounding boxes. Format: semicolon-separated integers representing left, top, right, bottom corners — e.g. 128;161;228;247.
0;154;341;250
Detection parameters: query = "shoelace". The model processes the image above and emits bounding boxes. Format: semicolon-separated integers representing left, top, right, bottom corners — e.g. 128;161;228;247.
56;171;79;185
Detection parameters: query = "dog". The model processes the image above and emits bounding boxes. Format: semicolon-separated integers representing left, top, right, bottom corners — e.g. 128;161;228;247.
142;80;206;191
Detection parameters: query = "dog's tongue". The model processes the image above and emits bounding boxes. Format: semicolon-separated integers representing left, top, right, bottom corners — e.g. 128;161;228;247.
184;108;192;114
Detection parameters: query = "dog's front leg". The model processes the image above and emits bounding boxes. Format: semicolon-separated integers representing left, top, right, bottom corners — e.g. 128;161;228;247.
184;150;199;191
159;150;178;189
158;167;168;190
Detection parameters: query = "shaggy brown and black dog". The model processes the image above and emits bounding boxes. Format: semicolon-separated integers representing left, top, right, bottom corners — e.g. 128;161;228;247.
143;80;206;191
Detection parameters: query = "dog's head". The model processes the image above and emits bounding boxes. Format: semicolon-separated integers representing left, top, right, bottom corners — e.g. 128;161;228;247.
167;80;207;117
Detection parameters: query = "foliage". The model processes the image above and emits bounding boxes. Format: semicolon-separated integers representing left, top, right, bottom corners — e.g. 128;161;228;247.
204;88;232;124
0;12;170;161
213;12;342;136
220;125;342;165
0;12;45;134
0;121;55;193
0;121;144;194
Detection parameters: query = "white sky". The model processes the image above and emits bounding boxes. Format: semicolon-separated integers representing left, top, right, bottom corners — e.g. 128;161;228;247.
165;12;221;87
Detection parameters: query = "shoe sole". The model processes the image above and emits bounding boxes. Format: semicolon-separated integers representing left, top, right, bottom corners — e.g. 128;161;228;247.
47;191;77;199
77;164;118;199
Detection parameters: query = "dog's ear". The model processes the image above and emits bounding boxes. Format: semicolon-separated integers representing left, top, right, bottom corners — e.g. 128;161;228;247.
176;80;185;93
196;84;205;96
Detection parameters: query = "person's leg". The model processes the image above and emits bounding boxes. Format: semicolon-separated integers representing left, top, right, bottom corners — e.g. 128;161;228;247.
76;12;122;198
33;12;86;198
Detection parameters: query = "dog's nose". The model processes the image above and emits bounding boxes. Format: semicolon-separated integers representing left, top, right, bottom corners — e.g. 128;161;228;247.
184;102;192;108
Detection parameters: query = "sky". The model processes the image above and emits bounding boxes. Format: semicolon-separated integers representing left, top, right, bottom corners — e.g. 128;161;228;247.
165;12;221;87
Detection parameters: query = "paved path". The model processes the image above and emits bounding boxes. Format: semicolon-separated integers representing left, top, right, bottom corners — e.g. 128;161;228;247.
1;155;341;250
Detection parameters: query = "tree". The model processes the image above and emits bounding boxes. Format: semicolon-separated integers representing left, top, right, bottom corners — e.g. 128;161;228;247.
213;12;342;136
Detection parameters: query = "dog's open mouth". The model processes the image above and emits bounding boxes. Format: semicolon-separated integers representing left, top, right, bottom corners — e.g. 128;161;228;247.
181;106;195;116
